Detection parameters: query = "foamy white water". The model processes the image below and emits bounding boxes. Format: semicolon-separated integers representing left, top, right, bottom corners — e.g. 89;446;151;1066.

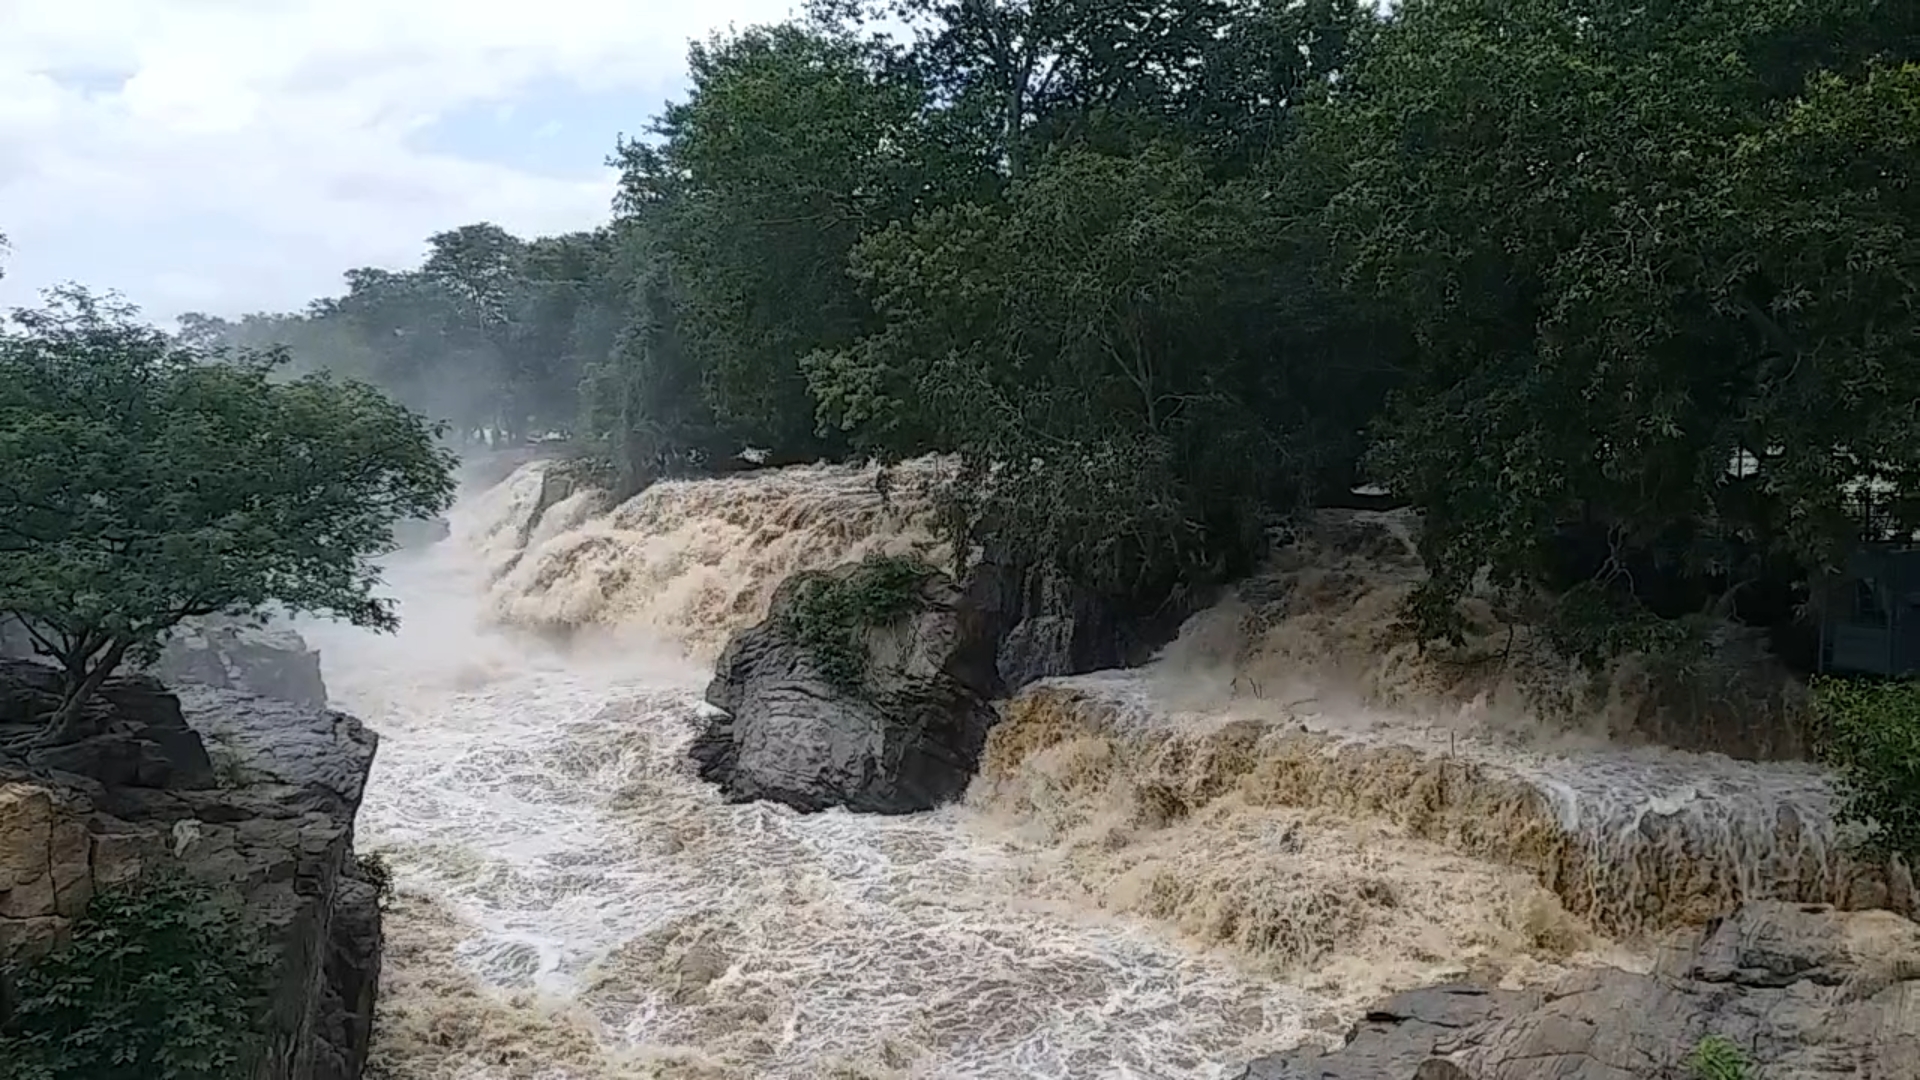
298;458;1801;1080
299;475;1321;1080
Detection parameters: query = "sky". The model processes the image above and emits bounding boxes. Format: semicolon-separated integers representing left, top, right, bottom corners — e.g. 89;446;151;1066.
0;0;804;321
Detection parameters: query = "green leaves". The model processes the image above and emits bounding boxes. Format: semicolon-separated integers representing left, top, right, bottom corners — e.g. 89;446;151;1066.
1812;676;1920;865
0;873;275;1080
783;554;937;691
1326;0;1920;630
0;288;456;723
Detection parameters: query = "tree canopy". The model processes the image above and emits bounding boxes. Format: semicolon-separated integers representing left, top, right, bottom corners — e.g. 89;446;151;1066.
160;0;1918;662
0;287;457;741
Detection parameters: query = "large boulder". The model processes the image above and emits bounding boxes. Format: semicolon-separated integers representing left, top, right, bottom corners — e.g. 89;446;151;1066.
1237;901;1920;1080
693;563;1002;814
144;616;330;710
0;661;382;1080
0;614;330;710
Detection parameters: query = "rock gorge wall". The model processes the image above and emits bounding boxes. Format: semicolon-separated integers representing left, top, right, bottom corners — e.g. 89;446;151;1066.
1;613;331;711
0;654;381;1080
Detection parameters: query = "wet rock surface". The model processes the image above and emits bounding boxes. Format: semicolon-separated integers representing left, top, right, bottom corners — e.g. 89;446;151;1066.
965;554;1207;692
0;660;382;1080
144;615;331;710
1237;901;1920;1080
695;566;1002;814
1;613;330;710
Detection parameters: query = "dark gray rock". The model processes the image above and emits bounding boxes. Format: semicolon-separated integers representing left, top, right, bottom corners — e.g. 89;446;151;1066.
313;875;382;1080
1236;986;1542;1080
696;566;1002;814
0;662;383;1080
964;556;1209;692
144;617;330;710
1;661;216;790
1237;902;1920;1080
180;688;375;815
1;615;329;710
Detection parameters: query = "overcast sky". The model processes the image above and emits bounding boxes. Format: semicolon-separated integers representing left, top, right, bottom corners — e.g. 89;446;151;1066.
0;0;802;321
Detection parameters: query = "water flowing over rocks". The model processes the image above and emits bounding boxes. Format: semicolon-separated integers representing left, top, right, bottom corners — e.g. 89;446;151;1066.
0;659;382;1080
988;679;1914;939
323;458;1920;1077
1235;900;1920;1080
694;565;1002;813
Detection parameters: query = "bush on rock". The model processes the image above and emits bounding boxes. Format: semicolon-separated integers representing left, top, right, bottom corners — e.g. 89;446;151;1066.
0;871;273;1080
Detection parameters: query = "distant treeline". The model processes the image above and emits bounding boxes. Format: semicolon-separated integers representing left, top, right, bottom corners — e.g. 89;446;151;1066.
180;0;1920;650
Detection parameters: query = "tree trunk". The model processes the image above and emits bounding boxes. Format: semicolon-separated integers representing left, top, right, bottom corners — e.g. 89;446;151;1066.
36;636;133;746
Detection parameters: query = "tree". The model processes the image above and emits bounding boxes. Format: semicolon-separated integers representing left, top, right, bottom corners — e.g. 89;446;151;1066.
0;287;457;743
613;21;947;454
813;143;1353;598
1313;0;1920;636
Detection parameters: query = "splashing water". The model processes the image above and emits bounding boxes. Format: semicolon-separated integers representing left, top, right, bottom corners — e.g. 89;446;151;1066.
304;459;1621;1080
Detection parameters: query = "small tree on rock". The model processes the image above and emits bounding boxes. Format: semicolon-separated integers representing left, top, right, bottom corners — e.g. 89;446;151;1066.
0;286;457;743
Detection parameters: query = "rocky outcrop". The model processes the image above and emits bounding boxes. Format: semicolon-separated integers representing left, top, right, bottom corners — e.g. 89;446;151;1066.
965;554;1208;692
693;565;1002;814
0;659;381;1080
1;614;330;710
144;616;331;710
1237;901;1920;1080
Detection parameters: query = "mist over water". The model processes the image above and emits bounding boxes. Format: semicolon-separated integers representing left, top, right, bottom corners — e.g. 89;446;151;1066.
299;458;1844;1079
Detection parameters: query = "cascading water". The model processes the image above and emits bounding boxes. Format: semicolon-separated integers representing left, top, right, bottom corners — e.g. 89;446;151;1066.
296;457;1883;1080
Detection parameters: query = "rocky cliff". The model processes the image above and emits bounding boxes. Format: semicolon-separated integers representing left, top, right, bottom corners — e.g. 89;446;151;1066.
0;659;381;1080
1238;900;1920;1079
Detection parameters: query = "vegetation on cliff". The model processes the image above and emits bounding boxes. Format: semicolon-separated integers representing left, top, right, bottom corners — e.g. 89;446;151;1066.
1812;677;1920;865
0;287;457;742
0;872;272;1080
782;555;939;692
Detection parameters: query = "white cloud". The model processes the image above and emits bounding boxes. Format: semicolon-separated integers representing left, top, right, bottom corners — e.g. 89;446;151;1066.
0;0;803;319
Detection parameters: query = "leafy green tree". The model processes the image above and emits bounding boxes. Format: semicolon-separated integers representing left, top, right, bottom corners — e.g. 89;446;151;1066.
814;143;1363;597
1315;0;1920;635
0;288;456;743
613;21;947;454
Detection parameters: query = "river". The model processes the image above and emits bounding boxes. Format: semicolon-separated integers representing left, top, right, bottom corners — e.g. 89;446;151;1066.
294;459;1848;1079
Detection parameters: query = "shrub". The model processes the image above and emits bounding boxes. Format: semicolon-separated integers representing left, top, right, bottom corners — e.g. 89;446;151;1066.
1686;1034;1752;1080
0;872;271;1080
782;555;936;691
355;850;395;907
1810;675;1920;864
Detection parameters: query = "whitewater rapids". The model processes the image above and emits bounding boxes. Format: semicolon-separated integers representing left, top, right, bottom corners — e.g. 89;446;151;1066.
299;460;1631;1080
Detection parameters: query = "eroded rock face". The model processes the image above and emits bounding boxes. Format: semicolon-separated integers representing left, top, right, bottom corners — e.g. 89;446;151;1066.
1237;901;1920;1080
965;555;1208;692
145;616;330;710
0;614;330;710
0;661;381;1080
694;567;1002;814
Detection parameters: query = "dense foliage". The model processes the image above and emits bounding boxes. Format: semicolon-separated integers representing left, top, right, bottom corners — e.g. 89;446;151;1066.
177;0;1916;650
0;873;273;1080
1810;677;1920;864
783;555;937;691
0;287;457;739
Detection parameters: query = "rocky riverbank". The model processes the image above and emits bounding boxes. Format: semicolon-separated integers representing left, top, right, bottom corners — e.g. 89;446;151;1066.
0;652;382;1080
1237;900;1920;1079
